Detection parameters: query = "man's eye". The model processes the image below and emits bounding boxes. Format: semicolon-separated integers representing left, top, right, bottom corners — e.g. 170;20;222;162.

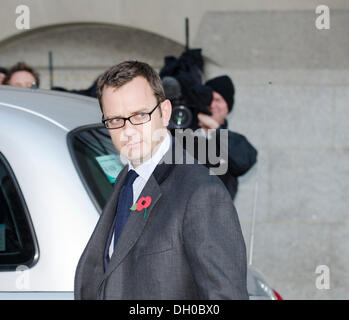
134;113;146;119
110;118;121;123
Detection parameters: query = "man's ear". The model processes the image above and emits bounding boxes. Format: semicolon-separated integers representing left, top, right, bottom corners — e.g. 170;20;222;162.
160;99;172;127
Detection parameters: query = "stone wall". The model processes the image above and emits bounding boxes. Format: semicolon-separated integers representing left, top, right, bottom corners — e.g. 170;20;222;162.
196;10;349;299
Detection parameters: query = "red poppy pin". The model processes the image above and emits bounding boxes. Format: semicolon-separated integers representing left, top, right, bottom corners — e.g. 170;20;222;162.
130;196;152;219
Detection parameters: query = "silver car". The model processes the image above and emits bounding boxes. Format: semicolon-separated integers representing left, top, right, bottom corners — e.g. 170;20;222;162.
0;86;282;300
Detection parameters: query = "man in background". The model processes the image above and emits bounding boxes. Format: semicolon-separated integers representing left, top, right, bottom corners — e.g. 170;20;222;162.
197;75;258;201
3;62;40;88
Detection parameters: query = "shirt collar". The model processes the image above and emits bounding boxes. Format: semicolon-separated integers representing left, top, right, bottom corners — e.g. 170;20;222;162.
127;131;171;181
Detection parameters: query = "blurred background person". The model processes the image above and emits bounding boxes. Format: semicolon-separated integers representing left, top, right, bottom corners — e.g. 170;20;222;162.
3;62;40;88
201;75;235;130
0;67;8;85
200;75;258;201
160;49;257;201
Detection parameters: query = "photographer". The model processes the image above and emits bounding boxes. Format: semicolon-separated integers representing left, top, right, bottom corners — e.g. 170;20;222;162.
160;49;257;201
200;75;258;201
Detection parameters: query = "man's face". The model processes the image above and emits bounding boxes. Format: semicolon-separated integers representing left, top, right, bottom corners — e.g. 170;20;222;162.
7;71;36;88
102;76;171;167
208;91;229;125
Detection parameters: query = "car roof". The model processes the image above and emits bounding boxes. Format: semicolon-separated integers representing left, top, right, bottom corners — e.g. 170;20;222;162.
0;86;102;131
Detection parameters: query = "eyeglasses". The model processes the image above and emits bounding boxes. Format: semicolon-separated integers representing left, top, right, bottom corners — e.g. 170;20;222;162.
102;101;162;129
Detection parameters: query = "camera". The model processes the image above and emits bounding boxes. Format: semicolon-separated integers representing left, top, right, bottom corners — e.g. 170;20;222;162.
162;76;195;130
160;49;213;131
161;75;212;130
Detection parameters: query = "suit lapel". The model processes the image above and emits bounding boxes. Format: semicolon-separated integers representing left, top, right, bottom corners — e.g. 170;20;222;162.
92;164;130;263
76;164;129;299
101;135;180;282
102;174;162;278
97;135;185;298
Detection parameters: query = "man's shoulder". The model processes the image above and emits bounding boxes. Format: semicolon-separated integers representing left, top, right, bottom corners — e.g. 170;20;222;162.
165;136;229;193
172;162;227;191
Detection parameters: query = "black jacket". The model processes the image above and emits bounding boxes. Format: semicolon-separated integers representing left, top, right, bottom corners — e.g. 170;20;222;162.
214;119;257;201
217;119;258;176
175;119;257;201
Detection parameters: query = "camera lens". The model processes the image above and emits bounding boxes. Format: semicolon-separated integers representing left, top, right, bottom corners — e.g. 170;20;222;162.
171;105;192;129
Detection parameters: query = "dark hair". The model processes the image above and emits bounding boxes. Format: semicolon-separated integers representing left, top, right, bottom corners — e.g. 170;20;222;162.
97;61;165;115
0;67;7;75
3;62;40;87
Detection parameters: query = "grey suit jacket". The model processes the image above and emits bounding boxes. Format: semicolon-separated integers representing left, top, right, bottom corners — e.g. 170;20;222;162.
74;136;249;299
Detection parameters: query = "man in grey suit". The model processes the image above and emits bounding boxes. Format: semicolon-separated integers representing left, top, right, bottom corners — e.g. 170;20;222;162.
74;61;249;300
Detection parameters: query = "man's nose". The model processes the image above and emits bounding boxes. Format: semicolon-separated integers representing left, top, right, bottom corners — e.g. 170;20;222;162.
123;119;139;135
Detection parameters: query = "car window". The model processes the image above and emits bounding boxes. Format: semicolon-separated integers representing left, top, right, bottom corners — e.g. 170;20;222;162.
0;153;38;271
68;125;125;213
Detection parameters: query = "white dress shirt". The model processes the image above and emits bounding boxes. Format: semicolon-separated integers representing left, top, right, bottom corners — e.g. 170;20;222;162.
108;131;171;258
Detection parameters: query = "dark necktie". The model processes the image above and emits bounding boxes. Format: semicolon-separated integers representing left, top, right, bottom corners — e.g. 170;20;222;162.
113;169;139;248
104;169;139;269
